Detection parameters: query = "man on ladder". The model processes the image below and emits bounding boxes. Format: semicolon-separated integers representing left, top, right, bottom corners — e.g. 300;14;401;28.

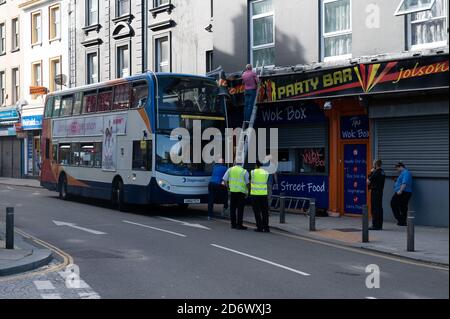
242;64;259;124
250;161;271;233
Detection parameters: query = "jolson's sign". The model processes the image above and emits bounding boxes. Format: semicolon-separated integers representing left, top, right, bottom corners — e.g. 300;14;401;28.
29;86;48;95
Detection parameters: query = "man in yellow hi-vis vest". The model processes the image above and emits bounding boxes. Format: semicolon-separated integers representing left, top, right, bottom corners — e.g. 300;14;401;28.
223;164;250;230
250;161;270;233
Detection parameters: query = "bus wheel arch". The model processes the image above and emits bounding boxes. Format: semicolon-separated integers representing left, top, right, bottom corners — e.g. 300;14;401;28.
112;176;126;211
58;172;69;200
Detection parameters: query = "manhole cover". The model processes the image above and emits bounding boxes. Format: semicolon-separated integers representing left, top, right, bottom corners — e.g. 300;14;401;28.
334;228;361;233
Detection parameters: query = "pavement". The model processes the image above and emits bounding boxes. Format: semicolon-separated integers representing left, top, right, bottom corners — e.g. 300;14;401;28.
0;222;53;277
1;177;448;266
0;182;448;299
196;204;450;266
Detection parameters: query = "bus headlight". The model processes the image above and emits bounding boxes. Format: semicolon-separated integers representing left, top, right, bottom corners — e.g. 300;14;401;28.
158;179;171;192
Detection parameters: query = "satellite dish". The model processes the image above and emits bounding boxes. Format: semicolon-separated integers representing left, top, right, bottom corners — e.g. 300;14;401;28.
54;74;67;86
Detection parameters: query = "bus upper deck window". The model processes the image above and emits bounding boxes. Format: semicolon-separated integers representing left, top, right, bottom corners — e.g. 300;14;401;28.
83;92;97;113
113;83;130;110
44;96;54;118
60;96;74;117
72;92;83;115
53;96;62;118
98;89;113;112
131;81;148;108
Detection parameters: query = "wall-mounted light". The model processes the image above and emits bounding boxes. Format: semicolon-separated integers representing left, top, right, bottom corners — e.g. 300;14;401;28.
205;24;213;32
323;101;333;110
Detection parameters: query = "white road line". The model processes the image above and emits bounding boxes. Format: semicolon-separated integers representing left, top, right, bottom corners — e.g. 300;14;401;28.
123;220;187;238
366;297;377;299
79;292;101;299
41;293;62;299
34;280;56;290
211;244;311;277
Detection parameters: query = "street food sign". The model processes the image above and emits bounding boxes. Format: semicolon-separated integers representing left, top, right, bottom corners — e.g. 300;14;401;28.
227;54;449;104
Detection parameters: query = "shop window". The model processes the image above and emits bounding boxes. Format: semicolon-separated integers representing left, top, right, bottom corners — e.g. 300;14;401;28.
83;91;97;113
277;149;294;173
113;83;130;110
60;95;74;117
97;89;113;112
70;143;80;166
131;81;148;108
58;144;71;166
132;140;152;171
298;148;327;174
72;92;83;115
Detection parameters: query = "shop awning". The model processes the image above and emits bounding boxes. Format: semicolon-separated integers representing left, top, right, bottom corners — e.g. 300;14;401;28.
0;106;20;125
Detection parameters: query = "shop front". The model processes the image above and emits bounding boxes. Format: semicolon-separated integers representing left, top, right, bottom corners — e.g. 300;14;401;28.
20;106;44;178
227;51;449;225
0;106;23;178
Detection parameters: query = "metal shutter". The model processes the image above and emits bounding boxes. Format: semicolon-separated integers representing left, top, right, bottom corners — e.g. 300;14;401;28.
277;123;328;149
375;115;449;178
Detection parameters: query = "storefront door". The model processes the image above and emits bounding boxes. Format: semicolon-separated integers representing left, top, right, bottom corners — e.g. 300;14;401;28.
343;144;368;215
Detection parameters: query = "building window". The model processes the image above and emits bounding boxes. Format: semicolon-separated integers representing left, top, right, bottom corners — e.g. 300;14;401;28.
87;52;98;84
206;50;213;73
154;0;170;8
12;18;19;50
49;57;61;92
321;0;352;61
31;11;42;45
12;68;19;104
117;45;129;78
0;71;5;106
49;5;61;40
86;0;99;26
155;36;170;72
250;0;275;67
31;62;42;99
117;0;130;17
407;0;448;50
395;0;437;16
0;23;5;54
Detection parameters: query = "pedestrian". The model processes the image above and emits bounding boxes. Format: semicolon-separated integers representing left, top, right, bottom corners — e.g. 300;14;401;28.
367;159;386;230
207;158;229;220
390;162;413;226
242;64;259;123
250;161;270;233
223;164;249;230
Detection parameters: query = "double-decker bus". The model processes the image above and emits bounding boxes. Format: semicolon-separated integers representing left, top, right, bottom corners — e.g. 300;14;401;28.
40;73;227;210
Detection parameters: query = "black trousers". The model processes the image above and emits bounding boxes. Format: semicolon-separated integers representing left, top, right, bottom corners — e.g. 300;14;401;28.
391;192;412;225
230;192;246;227
251;195;269;231
207;183;229;217
371;190;384;229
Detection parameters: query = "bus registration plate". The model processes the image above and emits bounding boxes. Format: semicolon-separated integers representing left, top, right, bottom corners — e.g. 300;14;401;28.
184;199;201;204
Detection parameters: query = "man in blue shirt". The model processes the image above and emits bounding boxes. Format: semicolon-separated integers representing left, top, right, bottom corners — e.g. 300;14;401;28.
390;162;413;226
208;159;229;219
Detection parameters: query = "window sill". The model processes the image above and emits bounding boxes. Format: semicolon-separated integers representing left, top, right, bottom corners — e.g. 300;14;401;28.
150;3;174;18
49;37;61;44
82;24;102;35
149;19;174;31
409;41;448;52
323;54;352;63
10;48;20;53
112;14;134;24
31;42;42;48
0;52;5;56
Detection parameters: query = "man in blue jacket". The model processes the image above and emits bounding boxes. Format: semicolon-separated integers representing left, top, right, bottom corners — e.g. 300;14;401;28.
208;159;229;219
390;162;413;226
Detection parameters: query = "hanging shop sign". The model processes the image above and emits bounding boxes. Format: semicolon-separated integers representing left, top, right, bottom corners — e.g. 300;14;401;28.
340;115;370;140
22;115;43;130
257;102;326;126
272;175;329;209
227;54;449;104
29;86;48;95
0;108;19;121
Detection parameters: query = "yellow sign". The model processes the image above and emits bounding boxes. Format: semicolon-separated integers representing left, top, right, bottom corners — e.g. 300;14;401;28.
140;140;147;150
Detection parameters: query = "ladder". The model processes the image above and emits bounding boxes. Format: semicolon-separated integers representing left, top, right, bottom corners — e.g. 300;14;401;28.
235;65;265;165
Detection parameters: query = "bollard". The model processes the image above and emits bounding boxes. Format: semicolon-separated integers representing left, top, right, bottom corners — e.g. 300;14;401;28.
6;207;14;249
309;200;316;231
279;194;286;224
362;205;369;243
407;211;415;252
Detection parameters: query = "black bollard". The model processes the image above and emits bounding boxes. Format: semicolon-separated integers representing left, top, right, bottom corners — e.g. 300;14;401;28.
280;194;286;224
309;200;316;231
407;211;415;252
6;207;14;249
362;205;369;243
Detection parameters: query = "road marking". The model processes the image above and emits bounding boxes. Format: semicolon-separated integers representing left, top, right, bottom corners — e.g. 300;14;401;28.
79;292;101;299
34;280;56;290
53;220;107;235
366;297;377;299
41;293;62;299
211;244;311;276
159;217;211;230
123;220;187;238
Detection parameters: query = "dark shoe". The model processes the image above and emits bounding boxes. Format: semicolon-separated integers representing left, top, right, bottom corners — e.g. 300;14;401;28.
237;225;248;230
263;228;270;233
397;222;407;226
254;228;263;233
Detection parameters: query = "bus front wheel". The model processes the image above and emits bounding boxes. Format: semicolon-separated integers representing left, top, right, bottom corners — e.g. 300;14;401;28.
58;174;69;201
113;179;126;212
